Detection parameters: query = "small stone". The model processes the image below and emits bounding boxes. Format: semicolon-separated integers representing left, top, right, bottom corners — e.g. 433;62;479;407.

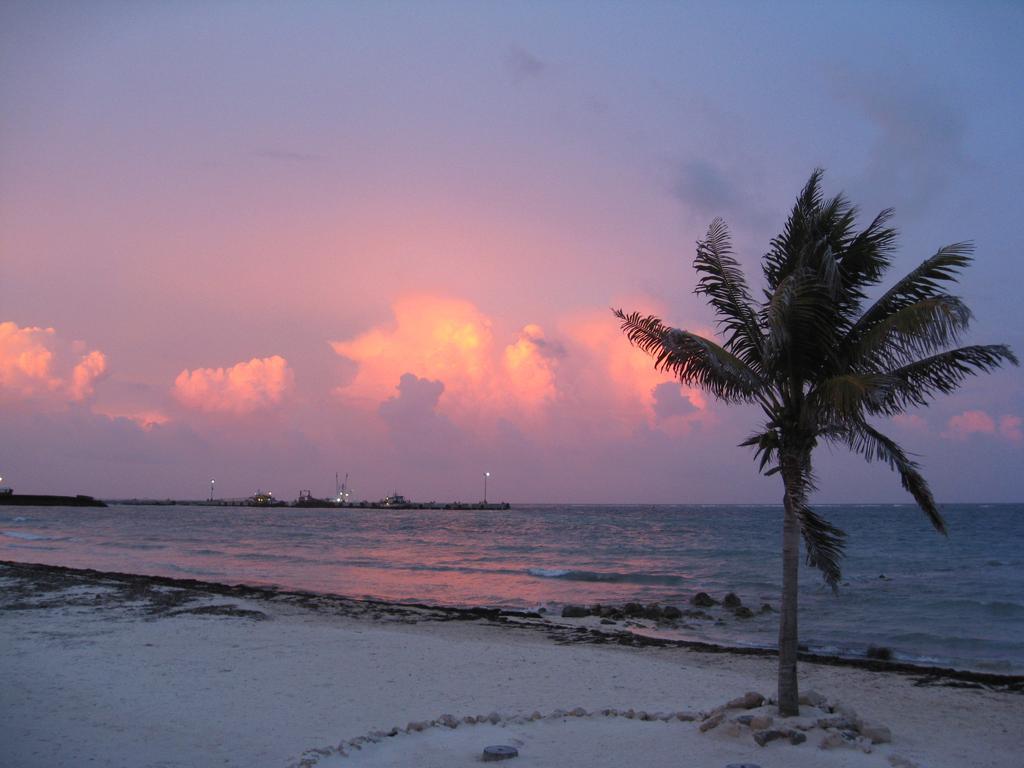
406;721;426;732
752;729;786;747
733;606;754;619
760;603;774;613
463;715;477;724
638;711;652;721
691;592;717;607
570;707;587;717
819;731;848;750
699;712;725;732
643;603;664;620
662;606;683;620
726;691;765;710
723;592;742;608
487;711;501;724
438;714;458;728
623;602;645;616
786;716;817;731
817;716;857;731
866;645;893;661
734;715;754;726
749;715;773;730
551;708;566;719
789;731;807;745
675;711;698;722
530;711;542;720
482;745;519;762
831;700;859;721
722;721;743;737
624;708;636;719
798;689;827;707
561;605;589;618
860;721;892;744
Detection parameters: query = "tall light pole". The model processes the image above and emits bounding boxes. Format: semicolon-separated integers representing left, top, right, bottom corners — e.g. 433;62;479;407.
209;479;215;503
483;471;490;504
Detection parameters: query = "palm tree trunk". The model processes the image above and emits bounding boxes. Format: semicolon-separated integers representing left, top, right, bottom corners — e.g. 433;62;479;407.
777;451;802;716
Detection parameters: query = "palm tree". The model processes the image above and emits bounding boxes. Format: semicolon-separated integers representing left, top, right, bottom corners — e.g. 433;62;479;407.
614;170;1017;716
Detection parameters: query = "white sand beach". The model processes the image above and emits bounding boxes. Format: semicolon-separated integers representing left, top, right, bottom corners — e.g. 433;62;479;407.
1;563;1020;768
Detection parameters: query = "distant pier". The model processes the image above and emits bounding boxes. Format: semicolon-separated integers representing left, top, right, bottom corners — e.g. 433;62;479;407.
106;498;510;510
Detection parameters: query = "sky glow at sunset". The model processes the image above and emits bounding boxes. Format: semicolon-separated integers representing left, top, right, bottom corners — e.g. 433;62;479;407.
1;2;1021;502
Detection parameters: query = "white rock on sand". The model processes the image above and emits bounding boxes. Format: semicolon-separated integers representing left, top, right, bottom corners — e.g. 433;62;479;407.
0;568;1020;768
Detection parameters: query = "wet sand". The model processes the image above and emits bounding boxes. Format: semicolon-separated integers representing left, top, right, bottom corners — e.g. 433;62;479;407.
1;560;1021;768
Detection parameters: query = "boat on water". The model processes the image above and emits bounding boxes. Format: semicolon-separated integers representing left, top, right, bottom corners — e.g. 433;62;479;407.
245;490;286;507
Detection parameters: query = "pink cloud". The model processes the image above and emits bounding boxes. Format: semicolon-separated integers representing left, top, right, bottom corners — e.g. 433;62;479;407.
92;407;170;430
999;415;1023;443
945;409;996;440
0;321;106;403
173;355;294;414
69;350;107;401
331;296;561;426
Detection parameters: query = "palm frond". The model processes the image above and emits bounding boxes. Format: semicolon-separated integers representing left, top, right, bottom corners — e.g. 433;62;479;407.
850;243;974;339
870;345;1019;414
693;218;764;370
613;309;766;402
796;503;847;590
824;422;946;534
808;373;897;422
837;208;897;298
739;429;781;474
849;296;973;370
763;170;825;290
779;457;847;589
761;269;838;370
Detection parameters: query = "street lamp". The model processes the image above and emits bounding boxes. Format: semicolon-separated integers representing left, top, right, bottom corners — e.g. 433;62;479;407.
209;479;215;502
483;471;490;504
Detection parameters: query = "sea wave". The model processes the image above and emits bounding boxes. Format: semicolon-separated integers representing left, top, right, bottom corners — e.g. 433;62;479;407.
2;530;54;541
527;567;684;585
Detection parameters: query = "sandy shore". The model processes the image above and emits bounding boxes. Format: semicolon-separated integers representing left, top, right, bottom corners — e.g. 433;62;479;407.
1;561;1021;768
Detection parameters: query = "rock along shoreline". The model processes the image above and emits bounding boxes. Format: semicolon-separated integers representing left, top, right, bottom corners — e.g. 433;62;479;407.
2;558;1021;694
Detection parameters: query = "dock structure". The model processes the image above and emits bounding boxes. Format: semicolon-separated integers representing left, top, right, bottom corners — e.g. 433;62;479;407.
106;498;510;510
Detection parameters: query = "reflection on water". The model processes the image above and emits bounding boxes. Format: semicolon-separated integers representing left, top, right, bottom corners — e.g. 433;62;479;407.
1;503;1023;672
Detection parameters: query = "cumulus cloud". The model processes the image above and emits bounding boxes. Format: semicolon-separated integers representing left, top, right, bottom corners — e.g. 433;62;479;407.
998;415;1022;443
378;373;445;425
945;409;995;440
652;381;697;421
0;321;107;403
502;324;561;407
173;355;293;414
330;295;716;440
331;296;561;425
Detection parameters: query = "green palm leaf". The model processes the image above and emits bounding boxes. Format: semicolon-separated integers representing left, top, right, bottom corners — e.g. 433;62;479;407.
693;218;765;371
613;310;766;402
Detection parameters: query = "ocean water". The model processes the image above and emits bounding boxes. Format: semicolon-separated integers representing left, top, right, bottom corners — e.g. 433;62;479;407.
1;503;1022;674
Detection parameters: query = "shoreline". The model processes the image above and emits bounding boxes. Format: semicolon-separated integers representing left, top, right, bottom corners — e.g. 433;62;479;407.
4;557;1023;768
4;558;1021;693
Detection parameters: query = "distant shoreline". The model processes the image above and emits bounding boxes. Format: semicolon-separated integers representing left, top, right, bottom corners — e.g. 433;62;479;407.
3;558;1020;693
